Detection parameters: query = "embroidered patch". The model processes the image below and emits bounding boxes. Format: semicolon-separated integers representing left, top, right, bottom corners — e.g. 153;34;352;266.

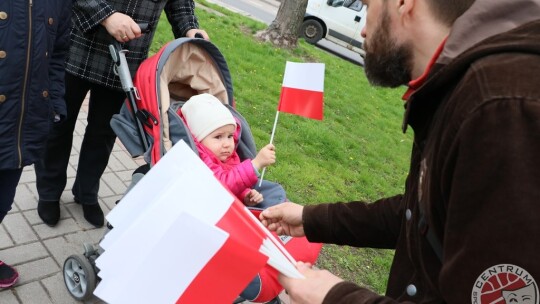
471;264;538;304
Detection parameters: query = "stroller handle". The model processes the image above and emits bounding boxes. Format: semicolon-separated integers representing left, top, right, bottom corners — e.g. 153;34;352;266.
108;23;151;151
108;22;149;92
109;46;133;92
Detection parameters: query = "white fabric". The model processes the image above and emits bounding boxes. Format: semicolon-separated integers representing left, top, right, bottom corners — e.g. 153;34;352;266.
282;61;325;92
180;93;236;141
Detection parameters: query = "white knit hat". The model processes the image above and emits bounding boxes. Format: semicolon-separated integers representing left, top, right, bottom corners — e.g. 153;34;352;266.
181;93;236;142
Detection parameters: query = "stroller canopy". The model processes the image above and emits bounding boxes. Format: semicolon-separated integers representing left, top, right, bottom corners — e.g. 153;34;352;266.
113;38;237;164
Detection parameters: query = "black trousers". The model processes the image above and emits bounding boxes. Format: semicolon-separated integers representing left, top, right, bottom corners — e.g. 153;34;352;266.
35;74;126;204
0;168;23;222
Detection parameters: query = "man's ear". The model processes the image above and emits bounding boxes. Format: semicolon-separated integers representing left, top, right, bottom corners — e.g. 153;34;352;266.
398;0;414;14
397;0;415;23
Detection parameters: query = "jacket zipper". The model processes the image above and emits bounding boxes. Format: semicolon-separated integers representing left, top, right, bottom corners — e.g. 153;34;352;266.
18;0;33;168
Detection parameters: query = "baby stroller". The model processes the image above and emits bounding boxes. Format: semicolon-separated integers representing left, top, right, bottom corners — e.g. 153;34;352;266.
62;37;322;303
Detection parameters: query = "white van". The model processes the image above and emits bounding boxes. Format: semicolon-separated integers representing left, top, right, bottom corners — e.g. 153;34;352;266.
301;0;367;57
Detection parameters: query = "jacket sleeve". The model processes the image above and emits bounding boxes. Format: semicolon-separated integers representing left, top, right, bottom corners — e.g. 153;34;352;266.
49;1;72;120
303;194;415;304
198;148;258;199
303;194;404;249
211;159;258;199
72;0;116;33
164;0;200;38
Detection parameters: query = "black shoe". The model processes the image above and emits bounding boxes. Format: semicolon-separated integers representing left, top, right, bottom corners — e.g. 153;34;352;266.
37;200;60;227
81;203;104;228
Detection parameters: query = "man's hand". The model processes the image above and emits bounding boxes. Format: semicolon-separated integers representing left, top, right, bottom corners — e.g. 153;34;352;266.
186;29;210;40
101;12;142;42
259;202;305;237
279;262;344;304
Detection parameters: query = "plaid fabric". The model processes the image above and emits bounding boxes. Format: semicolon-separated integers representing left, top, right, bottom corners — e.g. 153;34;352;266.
66;0;199;90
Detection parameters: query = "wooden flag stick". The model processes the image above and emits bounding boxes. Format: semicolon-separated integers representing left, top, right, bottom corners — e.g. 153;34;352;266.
259;111;280;187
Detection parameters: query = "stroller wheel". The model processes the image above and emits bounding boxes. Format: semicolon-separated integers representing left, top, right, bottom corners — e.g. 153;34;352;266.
63;254;97;301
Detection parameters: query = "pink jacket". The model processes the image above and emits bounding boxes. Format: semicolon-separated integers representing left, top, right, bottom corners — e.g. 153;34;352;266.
195;124;258;201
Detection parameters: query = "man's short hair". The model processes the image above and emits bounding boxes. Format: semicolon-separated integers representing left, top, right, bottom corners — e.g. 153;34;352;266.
426;0;475;26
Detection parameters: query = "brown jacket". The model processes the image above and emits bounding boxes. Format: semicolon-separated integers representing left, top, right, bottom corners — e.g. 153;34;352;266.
303;0;540;302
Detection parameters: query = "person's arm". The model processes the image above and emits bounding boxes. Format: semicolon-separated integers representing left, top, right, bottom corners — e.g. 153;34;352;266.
261;200;408;303
209;158;258;197
164;0;200;38
280;263;411;304
197;143;258;198
72;0;117;33
48;1;72;122
303;195;404;249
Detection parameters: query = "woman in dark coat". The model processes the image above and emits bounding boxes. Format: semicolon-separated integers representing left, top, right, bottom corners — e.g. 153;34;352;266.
0;0;71;288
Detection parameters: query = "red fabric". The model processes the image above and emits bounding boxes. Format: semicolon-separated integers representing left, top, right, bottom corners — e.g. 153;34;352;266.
176;201;268;304
132;42;171;165
402;37;448;101
248;209;324;303
278;87;324;120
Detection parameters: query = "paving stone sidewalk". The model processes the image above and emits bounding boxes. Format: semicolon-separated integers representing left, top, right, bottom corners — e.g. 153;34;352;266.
0;99;147;304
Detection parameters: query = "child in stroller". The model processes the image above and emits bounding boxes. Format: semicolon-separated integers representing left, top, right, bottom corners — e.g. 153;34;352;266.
105;38;321;303
181;92;288;303
181;93;285;208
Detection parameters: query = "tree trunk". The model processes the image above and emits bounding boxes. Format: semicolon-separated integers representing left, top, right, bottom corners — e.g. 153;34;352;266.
255;0;308;49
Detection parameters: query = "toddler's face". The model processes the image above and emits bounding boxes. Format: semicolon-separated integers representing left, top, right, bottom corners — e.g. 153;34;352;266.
200;124;236;162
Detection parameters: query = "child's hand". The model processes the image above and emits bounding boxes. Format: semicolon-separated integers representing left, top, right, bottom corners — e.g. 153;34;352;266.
244;189;263;206
252;144;276;171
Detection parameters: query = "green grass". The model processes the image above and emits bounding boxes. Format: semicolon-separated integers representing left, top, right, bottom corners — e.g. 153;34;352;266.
152;1;412;295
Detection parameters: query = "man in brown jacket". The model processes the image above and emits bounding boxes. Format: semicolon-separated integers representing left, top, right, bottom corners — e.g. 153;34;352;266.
260;0;540;302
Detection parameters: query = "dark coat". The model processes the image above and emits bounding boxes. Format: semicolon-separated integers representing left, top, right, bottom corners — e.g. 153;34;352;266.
67;0;199;90
303;1;540;303
0;0;71;170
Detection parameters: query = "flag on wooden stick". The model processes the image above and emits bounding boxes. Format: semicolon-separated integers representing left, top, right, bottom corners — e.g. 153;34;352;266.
259;61;325;185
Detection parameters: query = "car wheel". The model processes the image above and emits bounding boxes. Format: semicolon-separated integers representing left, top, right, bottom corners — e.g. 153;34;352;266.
301;20;324;44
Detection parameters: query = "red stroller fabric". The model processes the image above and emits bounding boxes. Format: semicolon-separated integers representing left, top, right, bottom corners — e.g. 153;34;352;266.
132;43;165;165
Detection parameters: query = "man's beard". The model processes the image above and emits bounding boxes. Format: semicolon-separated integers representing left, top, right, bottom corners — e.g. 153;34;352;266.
363;11;413;88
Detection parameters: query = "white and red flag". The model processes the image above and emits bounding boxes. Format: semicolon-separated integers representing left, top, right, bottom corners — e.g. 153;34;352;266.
278;61;325;120
259;61;325;185
94;140;301;304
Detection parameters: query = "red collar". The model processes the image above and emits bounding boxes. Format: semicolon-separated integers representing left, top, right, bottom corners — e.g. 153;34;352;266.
402;37;448;101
